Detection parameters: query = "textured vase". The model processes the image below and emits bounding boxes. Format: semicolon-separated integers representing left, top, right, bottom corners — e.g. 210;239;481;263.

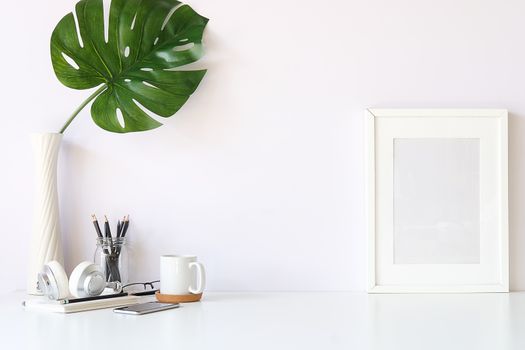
27;133;63;294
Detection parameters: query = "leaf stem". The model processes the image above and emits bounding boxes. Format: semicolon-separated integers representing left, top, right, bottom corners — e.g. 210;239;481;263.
59;85;107;134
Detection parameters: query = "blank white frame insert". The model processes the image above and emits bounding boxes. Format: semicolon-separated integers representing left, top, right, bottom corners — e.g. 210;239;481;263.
394;138;480;265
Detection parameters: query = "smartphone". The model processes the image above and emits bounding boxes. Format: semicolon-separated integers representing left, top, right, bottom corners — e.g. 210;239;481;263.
114;302;180;315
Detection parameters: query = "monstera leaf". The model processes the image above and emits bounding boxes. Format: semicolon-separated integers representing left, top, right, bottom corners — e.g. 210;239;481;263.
51;0;208;133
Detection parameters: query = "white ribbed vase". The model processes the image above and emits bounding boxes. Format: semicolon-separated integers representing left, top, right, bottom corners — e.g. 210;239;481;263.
27;133;63;294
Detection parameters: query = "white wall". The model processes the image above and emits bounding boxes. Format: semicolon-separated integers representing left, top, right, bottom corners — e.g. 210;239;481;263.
1;0;525;291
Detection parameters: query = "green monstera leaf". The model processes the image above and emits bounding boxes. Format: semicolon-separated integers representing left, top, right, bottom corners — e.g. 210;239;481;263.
51;0;208;133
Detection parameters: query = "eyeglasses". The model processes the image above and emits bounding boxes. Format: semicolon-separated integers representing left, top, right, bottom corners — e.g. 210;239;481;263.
121;280;160;293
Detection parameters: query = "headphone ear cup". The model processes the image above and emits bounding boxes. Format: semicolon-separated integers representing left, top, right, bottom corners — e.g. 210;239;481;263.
69;261;105;298
42;261;69;300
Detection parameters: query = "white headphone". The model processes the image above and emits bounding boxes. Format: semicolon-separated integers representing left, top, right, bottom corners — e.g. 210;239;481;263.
37;260;115;300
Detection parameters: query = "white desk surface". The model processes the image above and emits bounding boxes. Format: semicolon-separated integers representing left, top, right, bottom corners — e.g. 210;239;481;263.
1;291;524;350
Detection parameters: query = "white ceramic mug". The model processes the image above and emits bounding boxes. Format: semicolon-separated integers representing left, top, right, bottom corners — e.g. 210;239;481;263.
160;255;206;295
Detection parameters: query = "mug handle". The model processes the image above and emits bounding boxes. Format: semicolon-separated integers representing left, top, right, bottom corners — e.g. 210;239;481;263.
188;262;206;294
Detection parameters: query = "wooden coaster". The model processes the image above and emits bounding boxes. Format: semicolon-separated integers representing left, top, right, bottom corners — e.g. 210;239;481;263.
155;291;203;303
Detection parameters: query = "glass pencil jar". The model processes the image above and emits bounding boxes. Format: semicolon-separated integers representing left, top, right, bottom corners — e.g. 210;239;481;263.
94;237;129;285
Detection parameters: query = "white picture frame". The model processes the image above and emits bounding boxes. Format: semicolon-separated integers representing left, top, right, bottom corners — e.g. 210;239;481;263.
366;109;508;293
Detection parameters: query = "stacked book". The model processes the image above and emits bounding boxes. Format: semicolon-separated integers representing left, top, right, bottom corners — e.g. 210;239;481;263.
23;294;142;313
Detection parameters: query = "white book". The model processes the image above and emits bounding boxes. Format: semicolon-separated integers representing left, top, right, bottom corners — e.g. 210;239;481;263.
23;295;141;313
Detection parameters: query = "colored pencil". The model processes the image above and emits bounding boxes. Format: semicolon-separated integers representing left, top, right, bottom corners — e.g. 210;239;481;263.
121;215;130;238
117;220;122;238
91;214;103;238
104;215;111;238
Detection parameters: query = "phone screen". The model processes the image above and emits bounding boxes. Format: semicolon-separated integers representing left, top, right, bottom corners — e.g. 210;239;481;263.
114;302;179;314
